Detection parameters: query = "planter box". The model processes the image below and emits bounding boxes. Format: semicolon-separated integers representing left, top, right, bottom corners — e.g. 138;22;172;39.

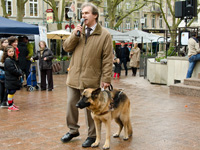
147;58;168;85
167;56;200;86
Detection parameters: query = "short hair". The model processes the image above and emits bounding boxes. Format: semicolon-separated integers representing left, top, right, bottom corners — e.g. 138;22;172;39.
81;2;99;22
121;41;125;43
8;36;18;45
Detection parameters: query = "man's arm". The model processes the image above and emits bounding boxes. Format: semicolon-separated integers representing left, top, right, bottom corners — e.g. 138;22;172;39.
101;33;113;89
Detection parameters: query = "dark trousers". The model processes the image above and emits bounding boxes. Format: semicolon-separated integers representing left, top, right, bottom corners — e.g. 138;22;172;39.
41;69;53;90
0;81;7;104
120;58;128;75
131;67;137;76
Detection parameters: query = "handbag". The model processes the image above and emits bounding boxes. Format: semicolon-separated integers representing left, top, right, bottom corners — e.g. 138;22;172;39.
0;68;5;80
52;62;62;73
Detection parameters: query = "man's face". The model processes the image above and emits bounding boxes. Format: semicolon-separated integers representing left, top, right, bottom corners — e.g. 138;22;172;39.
121;43;125;47
82;6;97;27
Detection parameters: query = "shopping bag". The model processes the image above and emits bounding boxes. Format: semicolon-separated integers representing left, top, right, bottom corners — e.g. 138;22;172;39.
0;68;5;80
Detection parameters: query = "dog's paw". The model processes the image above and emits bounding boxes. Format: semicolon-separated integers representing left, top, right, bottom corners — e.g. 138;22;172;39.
113;133;119;138
91;142;99;148
123;137;129;141
103;144;110;149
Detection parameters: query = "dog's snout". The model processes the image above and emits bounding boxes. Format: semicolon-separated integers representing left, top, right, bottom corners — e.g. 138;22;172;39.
76;103;80;108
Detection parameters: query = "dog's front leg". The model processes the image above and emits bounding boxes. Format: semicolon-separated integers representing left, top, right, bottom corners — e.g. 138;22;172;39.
103;119;111;149
91;118;101;148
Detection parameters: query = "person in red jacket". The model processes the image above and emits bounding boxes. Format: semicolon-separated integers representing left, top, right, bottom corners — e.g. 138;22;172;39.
8;36;19;59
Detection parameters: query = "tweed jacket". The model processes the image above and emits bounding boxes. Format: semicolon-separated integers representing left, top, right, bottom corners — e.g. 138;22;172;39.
63;23;113;89
188;37;200;58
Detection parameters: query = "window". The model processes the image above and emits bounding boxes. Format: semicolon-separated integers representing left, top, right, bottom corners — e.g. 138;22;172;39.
77;3;82;20
159;15;163;28
29;0;38;17
126;3;130;10
105;18;109;28
65;2;71;20
126;23;130;30
134;20;138;29
152;15;155;28
5;0;12;16
144;14;147;28
105;22;109;28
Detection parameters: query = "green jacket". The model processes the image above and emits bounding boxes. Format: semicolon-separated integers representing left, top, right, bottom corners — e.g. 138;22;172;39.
63;23;113;89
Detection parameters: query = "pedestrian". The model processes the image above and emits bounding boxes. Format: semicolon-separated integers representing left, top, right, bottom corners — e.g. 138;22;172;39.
129;42;140;76
186;32;200;78
116;41;130;76
1;45;23;111
113;58;121;79
8;36;19;60
24;36;34;81
61;2;113;148
0;38;9;108
17;36;29;80
32;41;54;91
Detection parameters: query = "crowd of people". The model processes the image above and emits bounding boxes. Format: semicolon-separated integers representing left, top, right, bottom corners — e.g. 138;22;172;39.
0;36;54;111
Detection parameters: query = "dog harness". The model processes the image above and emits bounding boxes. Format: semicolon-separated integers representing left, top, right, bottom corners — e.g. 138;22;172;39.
98;90;123;116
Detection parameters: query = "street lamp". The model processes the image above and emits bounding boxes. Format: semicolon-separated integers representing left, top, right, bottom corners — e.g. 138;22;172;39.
140;17;145;51
67;10;74;32
140;17;145;31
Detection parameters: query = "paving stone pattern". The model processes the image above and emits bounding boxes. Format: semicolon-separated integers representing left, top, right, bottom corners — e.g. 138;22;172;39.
0;72;200;150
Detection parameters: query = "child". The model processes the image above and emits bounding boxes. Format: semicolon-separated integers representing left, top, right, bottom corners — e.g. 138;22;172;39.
1;45;23;111
113;58;121;79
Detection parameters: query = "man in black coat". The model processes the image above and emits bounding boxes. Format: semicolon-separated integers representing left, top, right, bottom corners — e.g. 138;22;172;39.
18;36;29;80
116;41;130;76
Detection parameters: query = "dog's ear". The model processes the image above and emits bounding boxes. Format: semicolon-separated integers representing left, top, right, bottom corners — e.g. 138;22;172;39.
91;88;101;100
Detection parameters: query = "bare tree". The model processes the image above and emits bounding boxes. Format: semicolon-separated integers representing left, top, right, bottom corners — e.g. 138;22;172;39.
43;0;66;30
16;0;28;22
91;0;146;29
1;0;8;18
146;0;200;47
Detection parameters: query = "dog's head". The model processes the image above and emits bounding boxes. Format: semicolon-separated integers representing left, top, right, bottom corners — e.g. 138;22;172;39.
76;88;101;109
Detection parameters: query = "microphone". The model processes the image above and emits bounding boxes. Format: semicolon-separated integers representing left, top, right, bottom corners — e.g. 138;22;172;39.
77;18;85;37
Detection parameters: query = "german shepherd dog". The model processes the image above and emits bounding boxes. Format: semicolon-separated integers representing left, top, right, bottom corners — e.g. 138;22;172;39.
76;88;132;149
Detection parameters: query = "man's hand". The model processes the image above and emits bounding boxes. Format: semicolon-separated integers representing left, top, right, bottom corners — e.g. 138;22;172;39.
74;24;83;36
101;82;110;90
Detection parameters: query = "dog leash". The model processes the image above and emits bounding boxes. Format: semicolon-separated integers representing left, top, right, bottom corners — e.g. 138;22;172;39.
101;84;113;91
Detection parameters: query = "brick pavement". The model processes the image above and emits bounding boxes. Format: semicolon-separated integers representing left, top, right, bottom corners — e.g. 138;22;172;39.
0;72;200;150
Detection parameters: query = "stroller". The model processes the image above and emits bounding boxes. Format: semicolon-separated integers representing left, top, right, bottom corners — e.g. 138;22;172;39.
26;65;40;91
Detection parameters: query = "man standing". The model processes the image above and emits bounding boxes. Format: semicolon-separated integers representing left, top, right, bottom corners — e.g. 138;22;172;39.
186;32;200;78
61;2;113;148
116;41;130;76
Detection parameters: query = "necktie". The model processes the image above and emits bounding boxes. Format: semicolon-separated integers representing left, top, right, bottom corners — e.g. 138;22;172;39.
86;27;92;43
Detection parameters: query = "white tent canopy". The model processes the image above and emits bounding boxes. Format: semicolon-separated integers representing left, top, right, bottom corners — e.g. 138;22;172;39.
105;28;130;42
125;29;162;43
47;30;71;40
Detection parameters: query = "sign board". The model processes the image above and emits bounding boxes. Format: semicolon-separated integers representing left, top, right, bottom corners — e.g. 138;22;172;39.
47;12;53;23
181;32;189;45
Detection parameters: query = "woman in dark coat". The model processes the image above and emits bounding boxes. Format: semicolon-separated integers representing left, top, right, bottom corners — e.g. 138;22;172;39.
33;41;54;91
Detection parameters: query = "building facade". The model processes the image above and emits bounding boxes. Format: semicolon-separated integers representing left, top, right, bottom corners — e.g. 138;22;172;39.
0;0;199;36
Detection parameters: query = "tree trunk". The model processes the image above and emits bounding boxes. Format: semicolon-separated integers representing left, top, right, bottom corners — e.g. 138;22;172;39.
16;0;25;22
1;0;8;18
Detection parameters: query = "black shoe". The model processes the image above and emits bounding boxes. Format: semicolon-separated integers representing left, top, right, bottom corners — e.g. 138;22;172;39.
41;89;46;91
82;137;96;148
61;132;79;143
1;102;9;108
48;89;52;91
